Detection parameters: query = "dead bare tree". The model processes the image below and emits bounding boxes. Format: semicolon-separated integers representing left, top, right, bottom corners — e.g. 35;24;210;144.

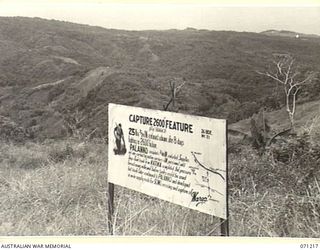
63;108;96;140
257;54;316;130
163;78;185;111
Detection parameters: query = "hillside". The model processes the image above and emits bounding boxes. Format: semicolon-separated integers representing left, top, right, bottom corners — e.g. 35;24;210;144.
261;29;320;39
230;100;320;140
0;17;320;140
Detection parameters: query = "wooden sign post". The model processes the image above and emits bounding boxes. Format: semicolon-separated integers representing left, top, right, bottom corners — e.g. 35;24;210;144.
107;182;114;235
220;122;229;236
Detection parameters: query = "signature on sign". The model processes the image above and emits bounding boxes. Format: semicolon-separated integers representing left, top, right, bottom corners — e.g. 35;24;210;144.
190;190;208;206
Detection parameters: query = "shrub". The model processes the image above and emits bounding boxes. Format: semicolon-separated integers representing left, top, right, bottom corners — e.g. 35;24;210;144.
48;144;74;163
0;115;29;142
269;133;320;195
230;132;320;196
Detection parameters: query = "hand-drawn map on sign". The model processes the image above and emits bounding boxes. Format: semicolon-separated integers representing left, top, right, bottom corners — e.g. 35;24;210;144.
108;103;227;219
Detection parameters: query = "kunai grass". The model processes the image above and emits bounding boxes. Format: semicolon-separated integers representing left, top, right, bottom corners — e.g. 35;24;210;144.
0;139;319;236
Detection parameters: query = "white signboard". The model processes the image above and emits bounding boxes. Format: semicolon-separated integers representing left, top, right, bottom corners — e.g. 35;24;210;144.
108;103;227;219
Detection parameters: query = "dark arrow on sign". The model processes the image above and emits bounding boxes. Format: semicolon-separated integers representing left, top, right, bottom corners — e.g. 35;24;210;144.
191;152;225;181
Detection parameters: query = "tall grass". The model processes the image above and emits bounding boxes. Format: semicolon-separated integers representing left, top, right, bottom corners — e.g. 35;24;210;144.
229;136;320;238
0;140;109;235
0;136;319;236
0;140;222;236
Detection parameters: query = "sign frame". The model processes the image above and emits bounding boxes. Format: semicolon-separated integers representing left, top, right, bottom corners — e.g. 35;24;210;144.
107;103;229;236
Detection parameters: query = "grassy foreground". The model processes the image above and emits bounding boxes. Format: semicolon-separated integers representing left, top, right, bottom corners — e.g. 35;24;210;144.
0;139;319;236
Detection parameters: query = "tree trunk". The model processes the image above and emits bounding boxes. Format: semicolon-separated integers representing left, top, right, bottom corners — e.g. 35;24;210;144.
289;113;295;131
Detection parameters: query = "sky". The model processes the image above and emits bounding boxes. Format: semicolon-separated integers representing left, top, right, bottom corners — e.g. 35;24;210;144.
0;1;320;35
